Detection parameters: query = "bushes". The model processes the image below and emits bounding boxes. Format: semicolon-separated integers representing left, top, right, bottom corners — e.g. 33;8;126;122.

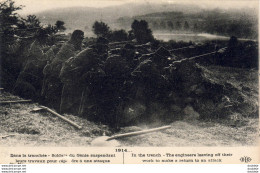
108;29;128;42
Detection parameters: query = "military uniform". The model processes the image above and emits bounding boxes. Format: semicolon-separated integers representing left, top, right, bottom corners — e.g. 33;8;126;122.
13;40;55;100
59;48;103;115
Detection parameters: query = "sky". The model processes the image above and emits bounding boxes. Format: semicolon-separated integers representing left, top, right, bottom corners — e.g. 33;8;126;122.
14;0;259;14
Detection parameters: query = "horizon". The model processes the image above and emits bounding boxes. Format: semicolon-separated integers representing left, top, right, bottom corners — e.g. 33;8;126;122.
16;0;259;15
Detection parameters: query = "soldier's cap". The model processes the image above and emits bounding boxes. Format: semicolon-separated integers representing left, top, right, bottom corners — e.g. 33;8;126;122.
71;30;84;40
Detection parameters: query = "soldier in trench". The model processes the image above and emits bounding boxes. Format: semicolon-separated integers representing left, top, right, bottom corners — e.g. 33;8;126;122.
41;30;84;110
129;47;172;123
13;29;56;100
59;37;108;116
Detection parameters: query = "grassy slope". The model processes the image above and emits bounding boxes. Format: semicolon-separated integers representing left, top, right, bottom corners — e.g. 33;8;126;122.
0;93;110;147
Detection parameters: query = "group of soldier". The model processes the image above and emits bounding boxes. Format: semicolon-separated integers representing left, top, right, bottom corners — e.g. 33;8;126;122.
13;29;183;126
8;26;258;128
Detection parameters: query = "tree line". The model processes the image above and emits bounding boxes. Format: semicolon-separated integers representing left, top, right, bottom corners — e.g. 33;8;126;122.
118;10;257;39
92;20;154;44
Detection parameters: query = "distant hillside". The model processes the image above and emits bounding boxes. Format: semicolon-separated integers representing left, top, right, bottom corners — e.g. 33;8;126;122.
117;8;258;39
35;3;203;35
33;3;258;39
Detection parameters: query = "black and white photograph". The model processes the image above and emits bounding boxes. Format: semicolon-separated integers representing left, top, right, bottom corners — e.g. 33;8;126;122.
0;0;259;148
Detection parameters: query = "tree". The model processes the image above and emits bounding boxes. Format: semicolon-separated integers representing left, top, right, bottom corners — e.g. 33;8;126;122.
0;0;23;49
0;0;57;90
130;20;154;44
23;15;40;28
15;15;42;38
55;20;66;32
160;21;166;29
152;21;159;30
184;21;189;30
0;0;25;90
193;23;198;31
167;21;174;30
92;21;110;37
175;21;181;30
0;0;57;46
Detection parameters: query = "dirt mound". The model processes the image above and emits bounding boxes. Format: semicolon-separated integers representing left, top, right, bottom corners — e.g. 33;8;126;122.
194;65;258;119
129;61;259;127
0;91;111;146
0;91;258;147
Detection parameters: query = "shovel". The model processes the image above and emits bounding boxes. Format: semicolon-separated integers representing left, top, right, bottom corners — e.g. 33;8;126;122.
91;125;171;146
31;106;82;129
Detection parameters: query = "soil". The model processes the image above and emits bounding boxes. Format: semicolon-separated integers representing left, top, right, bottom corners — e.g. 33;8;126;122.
0;65;259;147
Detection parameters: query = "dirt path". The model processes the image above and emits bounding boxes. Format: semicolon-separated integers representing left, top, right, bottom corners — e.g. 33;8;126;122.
0;91;258;147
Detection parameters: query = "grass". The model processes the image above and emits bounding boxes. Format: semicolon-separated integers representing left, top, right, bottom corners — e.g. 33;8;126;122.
0;92;111;147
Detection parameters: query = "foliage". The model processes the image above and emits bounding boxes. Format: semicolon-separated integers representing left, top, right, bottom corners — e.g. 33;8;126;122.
124;10;257;38
55;20;66;32
184;21;189;30
130;19;154;43
0;0;57;51
167;21;174;30
160;21;166;29
92;21;110;37
108;29;128;42
0;0;57;90
22;15;41;28
175;21;181;30
193;23;198;31
0;0;23;47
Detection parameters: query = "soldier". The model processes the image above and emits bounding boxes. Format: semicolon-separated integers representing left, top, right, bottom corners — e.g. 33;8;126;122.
42;30;84;110
13;29;55;100
95;42;141;127
50;30;84;76
120;43;137;70
132;47;172;103
59;37;108;115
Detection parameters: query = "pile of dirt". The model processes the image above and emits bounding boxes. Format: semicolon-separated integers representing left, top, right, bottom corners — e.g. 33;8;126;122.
0;91;112;146
165;61;258;121
0;90;258;147
194;65;258;120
